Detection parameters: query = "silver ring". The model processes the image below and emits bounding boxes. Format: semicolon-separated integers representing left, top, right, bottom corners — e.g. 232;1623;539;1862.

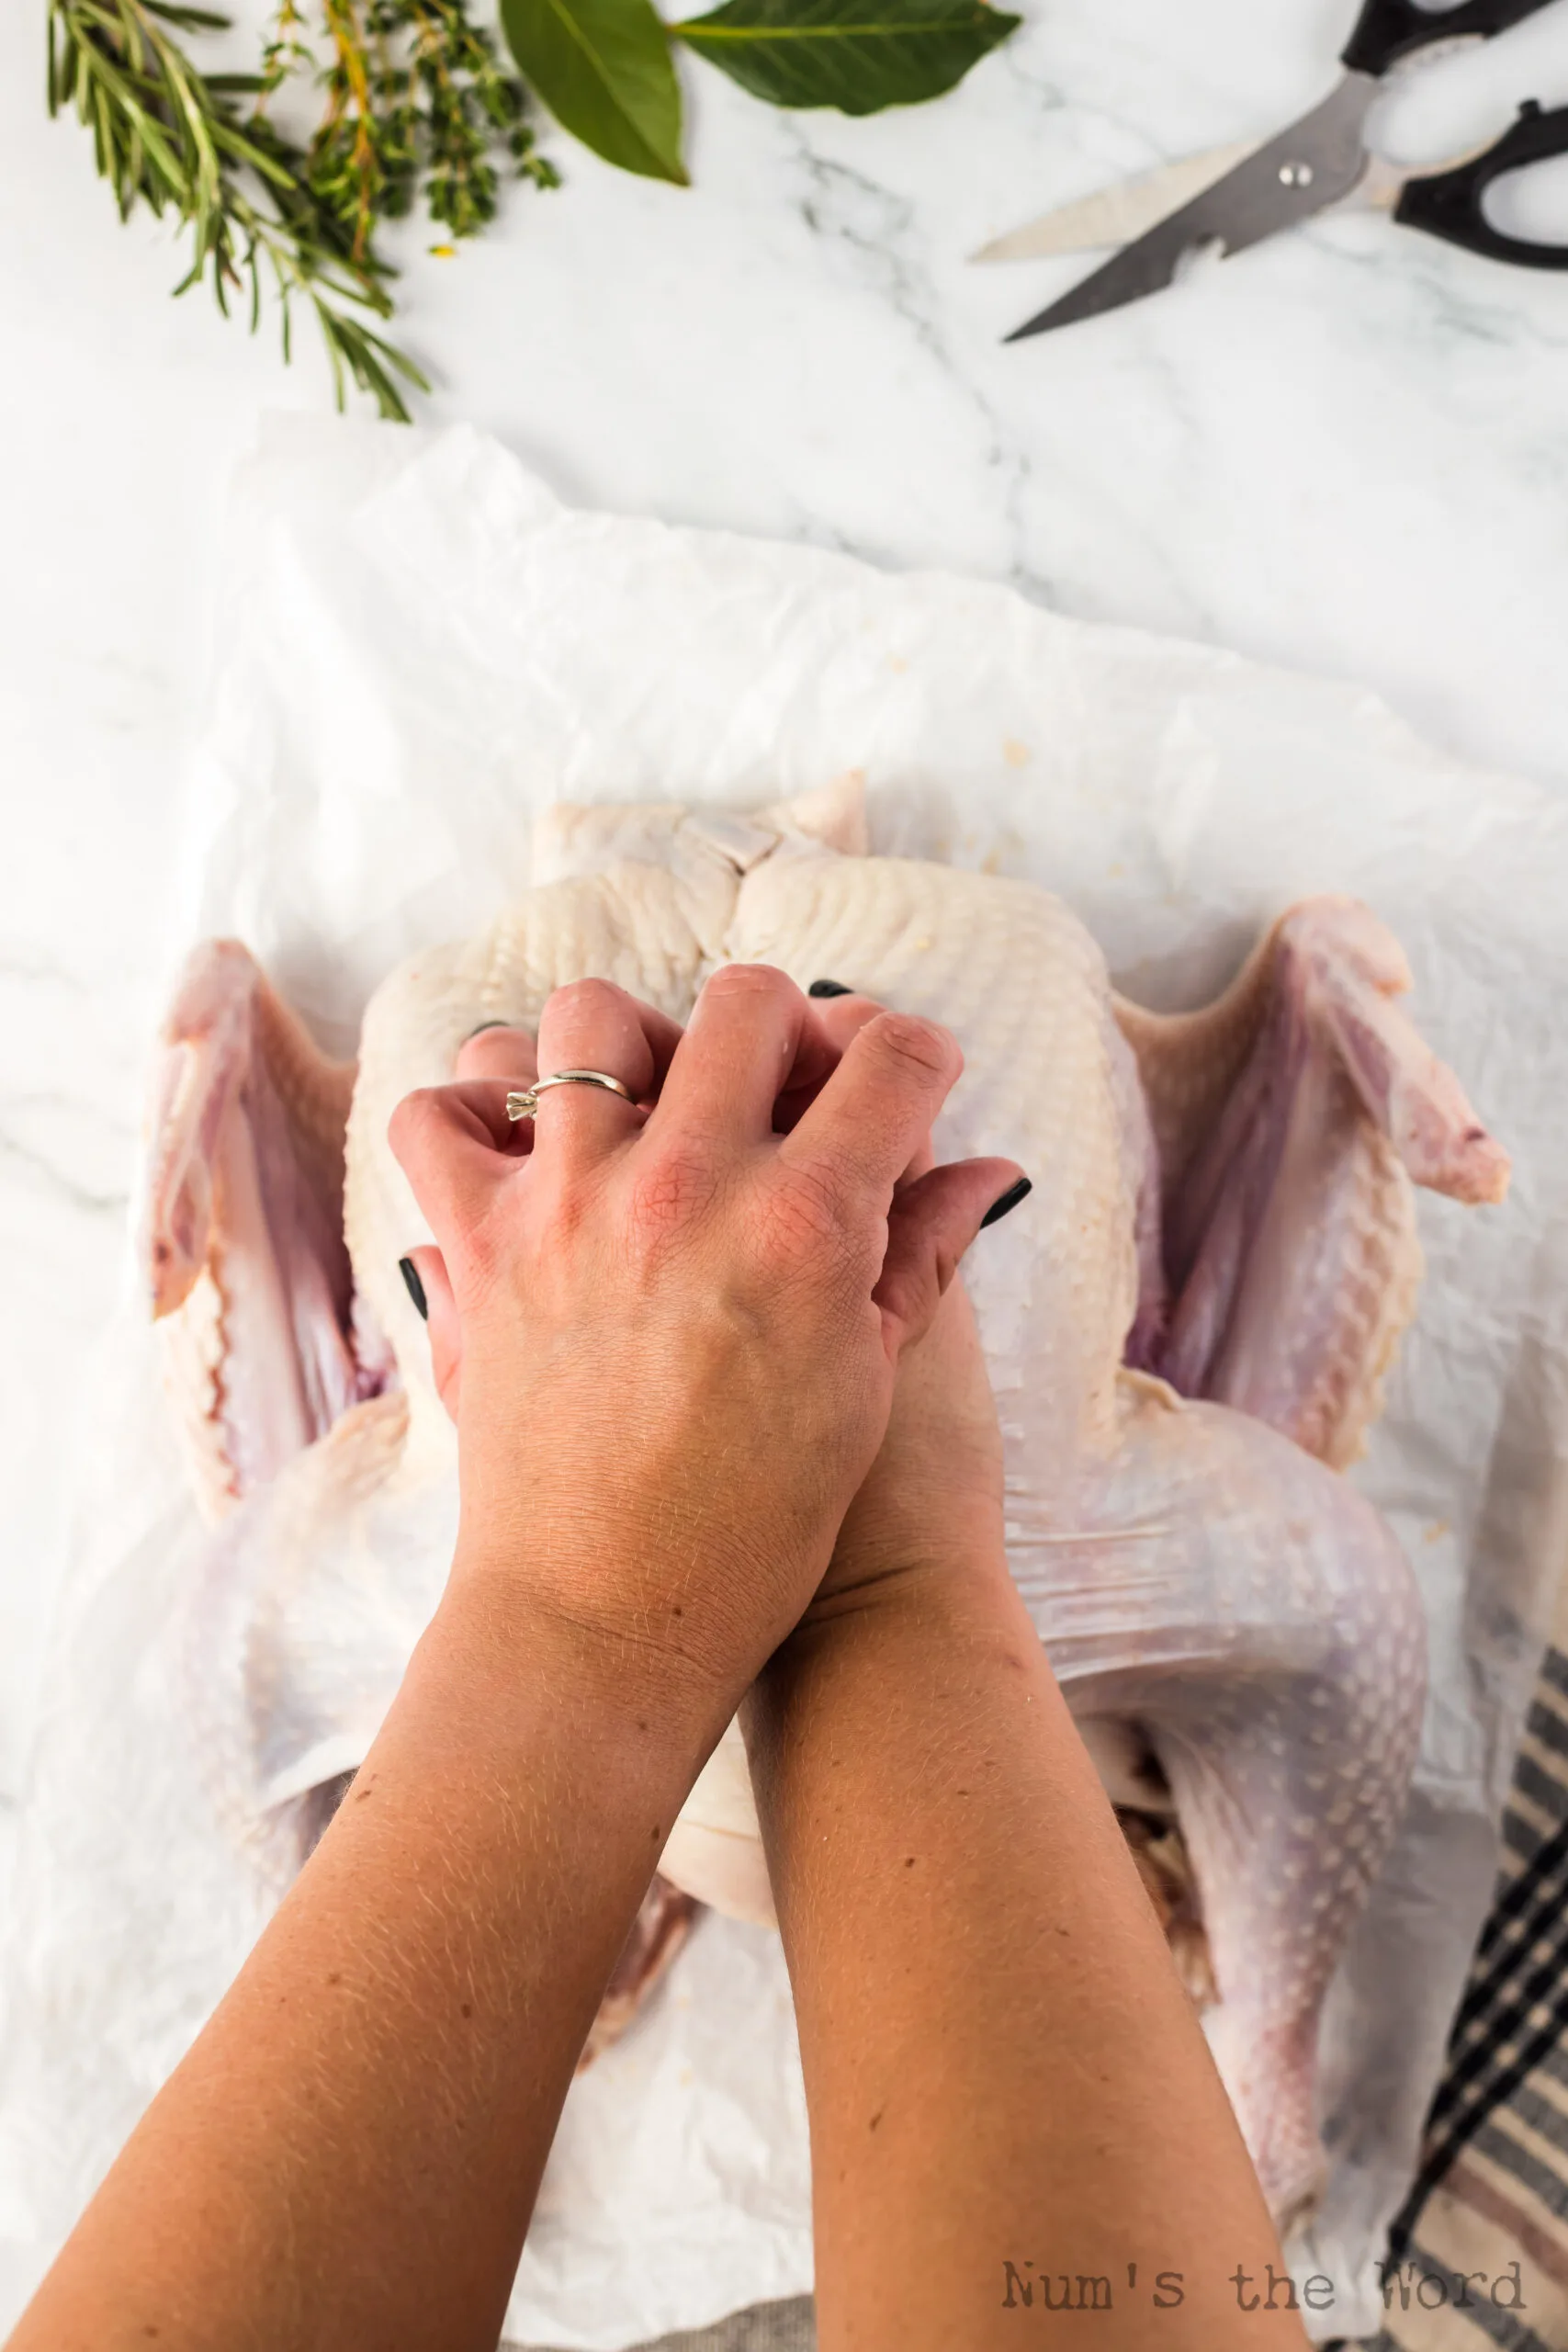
505;1069;637;1122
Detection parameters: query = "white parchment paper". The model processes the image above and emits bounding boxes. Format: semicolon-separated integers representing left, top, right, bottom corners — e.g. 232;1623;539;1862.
4;414;1568;2346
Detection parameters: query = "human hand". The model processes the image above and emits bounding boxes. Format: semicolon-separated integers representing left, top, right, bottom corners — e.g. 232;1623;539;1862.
389;967;1020;1720
810;1269;1005;1611
790;993;1016;1620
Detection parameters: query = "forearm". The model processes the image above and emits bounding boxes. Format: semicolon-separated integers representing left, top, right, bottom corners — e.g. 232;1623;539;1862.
744;1551;1308;2351
14;1569;723;2352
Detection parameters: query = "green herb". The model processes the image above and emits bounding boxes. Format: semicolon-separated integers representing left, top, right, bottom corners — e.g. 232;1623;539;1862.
499;0;684;184
673;0;1020;114
501;0;1020;181
47;0;554;418
51;0;1021;413
309;0;560;250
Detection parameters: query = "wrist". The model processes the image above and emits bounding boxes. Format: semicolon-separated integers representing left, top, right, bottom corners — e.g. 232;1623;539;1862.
776;1535;1017;1657
443;1467;829;1734
807;1491;1010;1612
413;1562;739;1805
744;1540;1055;1859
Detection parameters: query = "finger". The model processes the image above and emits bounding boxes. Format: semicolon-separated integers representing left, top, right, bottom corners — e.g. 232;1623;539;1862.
535;984;684;1100
455;1023;538;1086
532;981;682;1174
655;962;866;1147
648;965;819;1151
401;1244;462;1421
773;991;884;1135
874;1156;1026;1357
452;1032;541;1162
419;1077;542;1163
389;1081;523;1234
783;1010;964;1213
804;1012;940;1181
806;991;882;1046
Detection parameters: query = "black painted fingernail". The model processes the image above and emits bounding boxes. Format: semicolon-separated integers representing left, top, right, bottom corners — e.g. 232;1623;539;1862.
463;1019;510;1042
980;1177;1032;1231
808;979;854;999
399;1257;428;1319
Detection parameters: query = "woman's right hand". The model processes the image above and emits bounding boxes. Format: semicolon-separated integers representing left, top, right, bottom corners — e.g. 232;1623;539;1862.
389;967;1021;1727
793;990;1017;1621
811;1269;1006;1614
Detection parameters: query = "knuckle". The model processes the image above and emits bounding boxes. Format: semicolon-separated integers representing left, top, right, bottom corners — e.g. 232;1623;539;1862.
388;1085;443;1162
702;962;796;1006
868;1012;957;1084
457;1024;535;1079
544;976;623;1028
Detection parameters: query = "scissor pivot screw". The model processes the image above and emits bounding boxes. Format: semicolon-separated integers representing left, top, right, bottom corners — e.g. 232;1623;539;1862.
1279;161;1314;187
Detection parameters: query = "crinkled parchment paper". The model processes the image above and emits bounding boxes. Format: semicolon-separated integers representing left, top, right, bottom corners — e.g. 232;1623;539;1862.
4;416;1568;2347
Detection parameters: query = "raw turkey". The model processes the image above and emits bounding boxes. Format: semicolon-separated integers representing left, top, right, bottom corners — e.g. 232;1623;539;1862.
144;779;1508;2230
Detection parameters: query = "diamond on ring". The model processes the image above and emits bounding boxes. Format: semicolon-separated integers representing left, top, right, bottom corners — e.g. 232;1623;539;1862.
505;1069;637;1122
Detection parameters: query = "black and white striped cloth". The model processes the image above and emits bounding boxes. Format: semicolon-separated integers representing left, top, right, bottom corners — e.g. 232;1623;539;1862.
1357;1645;1568;2352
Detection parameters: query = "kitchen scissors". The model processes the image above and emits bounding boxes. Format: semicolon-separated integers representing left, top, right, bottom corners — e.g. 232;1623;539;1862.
977;0;1568;339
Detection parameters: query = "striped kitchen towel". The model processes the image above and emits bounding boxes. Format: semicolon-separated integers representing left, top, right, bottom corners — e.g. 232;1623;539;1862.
1358;1638;1568;2351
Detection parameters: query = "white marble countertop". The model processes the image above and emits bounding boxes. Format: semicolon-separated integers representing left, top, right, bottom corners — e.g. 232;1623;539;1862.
4;0;1568;1819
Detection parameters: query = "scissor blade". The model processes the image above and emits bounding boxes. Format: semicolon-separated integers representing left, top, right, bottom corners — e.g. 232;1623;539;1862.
1005;72;1378;342
974;141;1258;264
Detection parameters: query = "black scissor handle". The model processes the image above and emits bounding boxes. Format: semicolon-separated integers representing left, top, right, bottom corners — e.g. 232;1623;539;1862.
1395;98;1568;267
1342;0;1553;78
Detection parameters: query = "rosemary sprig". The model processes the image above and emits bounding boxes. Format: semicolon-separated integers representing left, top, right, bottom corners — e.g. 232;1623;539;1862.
48;0;424;416
47;0;555;419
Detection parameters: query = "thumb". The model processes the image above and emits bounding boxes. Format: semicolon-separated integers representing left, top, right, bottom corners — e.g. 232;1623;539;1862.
874;1159;1028;1358
400;1244;463;1423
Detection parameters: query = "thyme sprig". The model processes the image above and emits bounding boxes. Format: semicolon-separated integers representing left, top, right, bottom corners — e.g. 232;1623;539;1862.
47;0;554;420
311;0;558;258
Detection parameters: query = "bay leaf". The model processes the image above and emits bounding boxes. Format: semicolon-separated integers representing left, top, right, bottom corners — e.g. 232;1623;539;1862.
671;0;1020;114
501;0;688;182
